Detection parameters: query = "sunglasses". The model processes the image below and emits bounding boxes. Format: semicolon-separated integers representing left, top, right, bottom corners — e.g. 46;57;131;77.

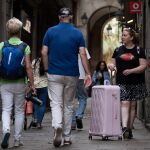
123;27;136;33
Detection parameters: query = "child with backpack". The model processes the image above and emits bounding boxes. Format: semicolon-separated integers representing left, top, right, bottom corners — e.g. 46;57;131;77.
0;17;35;149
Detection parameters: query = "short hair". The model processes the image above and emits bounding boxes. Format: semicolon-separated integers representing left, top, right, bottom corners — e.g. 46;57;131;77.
6;17;23;37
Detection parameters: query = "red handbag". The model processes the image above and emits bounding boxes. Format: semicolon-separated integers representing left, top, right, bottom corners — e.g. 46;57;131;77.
25;101;33;115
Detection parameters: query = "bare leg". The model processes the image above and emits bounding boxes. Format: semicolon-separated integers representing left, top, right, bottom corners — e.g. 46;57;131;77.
128;101;137;129
121;101;130;138
127;101;136;139
121;101;130;128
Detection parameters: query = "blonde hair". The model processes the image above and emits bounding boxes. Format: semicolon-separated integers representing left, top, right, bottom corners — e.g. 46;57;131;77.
6;17;23;37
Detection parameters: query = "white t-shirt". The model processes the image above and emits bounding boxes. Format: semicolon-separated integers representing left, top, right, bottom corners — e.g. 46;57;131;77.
78;48;91;79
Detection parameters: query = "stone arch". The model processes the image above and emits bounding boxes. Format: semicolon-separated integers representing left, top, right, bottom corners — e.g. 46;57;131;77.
87;6;119;71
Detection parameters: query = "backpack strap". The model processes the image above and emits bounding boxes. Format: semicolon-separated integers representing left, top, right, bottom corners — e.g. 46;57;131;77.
3;41;10;48
18;42;28;52
3;41;27;51
137;46;140;54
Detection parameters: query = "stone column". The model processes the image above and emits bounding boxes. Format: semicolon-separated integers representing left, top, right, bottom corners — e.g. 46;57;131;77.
31;7;38;59
137;0;150;124
0;0;7;41
144;0;150;124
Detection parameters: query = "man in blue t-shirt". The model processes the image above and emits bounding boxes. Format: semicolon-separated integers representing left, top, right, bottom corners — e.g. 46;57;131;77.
41;8;92;147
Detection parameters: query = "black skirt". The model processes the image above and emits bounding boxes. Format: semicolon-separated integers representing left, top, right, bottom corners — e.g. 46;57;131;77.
118;83;149;101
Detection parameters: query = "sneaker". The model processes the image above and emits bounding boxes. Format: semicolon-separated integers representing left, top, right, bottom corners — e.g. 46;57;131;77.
128;129;133;139
122;127;129;139
64;140;72;145
53;127;62;147
14;140;24;147
76;117;83;129
1;132;10;149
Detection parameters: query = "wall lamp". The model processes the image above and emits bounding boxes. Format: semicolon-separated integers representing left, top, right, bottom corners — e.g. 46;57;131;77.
81;12;88;25
107;24;112;36
107;6;112;36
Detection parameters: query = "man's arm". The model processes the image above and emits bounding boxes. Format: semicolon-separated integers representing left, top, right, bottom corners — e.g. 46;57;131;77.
41;45;48;72
79;47;91;75
79;47;92;87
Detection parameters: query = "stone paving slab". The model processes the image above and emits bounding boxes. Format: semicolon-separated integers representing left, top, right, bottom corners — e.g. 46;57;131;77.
0;98;150;150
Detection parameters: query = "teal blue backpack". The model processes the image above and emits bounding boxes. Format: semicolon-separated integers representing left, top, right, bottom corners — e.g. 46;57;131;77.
0;41;27;79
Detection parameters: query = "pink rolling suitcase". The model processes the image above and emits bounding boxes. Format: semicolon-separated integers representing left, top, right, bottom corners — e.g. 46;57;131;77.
89;85;122;140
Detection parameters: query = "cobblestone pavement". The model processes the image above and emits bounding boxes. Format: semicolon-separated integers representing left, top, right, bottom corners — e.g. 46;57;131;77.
0;98;150;150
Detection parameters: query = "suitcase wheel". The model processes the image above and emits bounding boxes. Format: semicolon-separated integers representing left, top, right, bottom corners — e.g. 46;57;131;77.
118;136;123;140
102;136;108;141
89;135;92;140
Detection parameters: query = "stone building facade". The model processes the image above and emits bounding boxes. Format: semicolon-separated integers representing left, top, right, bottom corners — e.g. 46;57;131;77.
0;0;13;41
0;0;150;124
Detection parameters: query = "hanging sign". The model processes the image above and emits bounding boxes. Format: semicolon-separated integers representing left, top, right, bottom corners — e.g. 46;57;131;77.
129;2;142;14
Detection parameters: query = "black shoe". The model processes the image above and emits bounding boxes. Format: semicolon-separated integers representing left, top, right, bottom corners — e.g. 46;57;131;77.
128;129;133;139
32;121;37;127
28;121;37;129
1;132;10;149
76;117;83;129
71;125;76;130
122;127;129;139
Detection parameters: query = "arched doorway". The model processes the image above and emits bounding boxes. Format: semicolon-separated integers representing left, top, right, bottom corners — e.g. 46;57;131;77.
103;17;122;64
87;6;121;72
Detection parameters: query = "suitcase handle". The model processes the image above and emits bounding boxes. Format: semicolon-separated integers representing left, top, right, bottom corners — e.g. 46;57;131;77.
110;70;116;85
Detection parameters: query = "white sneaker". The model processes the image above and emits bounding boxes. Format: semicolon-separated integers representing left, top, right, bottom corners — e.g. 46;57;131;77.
53;128;62;147
14;140;24;147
